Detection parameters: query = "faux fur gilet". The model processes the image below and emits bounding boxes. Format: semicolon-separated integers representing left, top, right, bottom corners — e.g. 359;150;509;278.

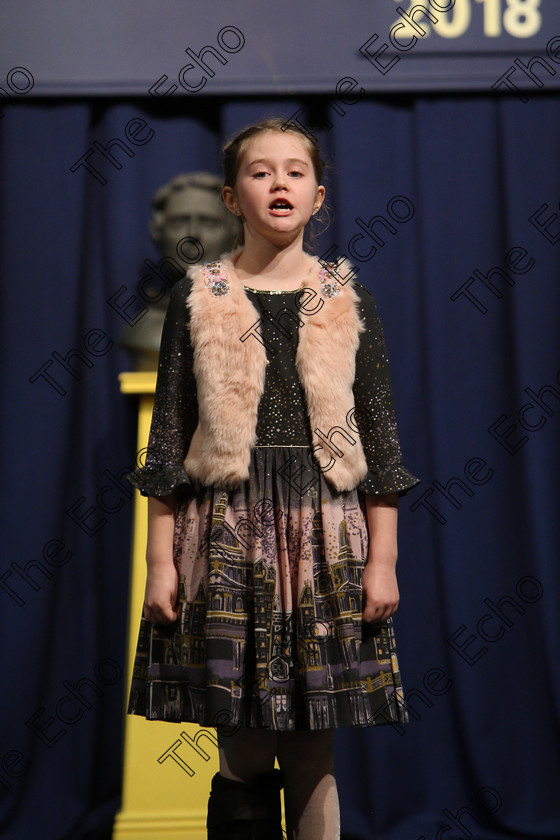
183;249;369;492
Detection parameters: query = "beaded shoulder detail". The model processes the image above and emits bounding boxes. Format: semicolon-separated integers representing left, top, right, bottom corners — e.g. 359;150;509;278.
201;259;345;298
318;262;343;299
202;261;230;296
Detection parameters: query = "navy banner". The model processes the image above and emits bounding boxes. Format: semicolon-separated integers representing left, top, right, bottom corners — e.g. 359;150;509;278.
1;0;560;96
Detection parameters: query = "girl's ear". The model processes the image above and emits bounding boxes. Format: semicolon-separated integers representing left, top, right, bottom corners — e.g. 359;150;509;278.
313;185;326;214
222;186;239;216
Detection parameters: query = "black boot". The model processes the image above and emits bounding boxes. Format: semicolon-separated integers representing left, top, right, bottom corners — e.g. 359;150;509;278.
206;768;285;839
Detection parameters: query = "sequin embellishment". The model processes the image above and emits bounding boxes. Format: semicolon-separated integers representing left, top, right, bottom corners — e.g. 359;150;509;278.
319;263;342;299
202;260;343;299
202;261;230;296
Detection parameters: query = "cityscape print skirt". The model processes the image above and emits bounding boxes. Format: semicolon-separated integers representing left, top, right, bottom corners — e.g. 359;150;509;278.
127;445;409;731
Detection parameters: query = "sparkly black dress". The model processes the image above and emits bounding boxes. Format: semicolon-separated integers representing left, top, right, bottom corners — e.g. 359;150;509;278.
127;269;420;731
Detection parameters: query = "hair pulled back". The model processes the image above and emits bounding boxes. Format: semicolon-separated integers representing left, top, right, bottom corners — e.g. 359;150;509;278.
223;117;325;188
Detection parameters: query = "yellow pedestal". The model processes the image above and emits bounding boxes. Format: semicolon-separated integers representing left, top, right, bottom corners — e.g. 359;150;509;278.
113;371;217;840
113;372;285;839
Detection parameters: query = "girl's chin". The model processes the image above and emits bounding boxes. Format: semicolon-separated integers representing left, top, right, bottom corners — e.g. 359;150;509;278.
245;221;306;243
263;217;308;234
264;227;303;240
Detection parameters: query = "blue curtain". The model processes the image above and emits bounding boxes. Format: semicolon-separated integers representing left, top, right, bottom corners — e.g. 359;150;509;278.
1;94;558;839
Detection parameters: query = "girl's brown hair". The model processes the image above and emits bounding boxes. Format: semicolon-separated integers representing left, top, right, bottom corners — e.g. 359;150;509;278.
222;116;330;248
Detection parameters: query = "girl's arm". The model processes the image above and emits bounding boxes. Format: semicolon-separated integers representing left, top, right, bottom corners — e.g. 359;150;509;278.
128;276;198;500
362;492;400;623
351;282;420;499
142;494;180;625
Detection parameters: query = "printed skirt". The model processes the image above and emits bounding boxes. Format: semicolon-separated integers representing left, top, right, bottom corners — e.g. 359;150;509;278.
127;445;409;731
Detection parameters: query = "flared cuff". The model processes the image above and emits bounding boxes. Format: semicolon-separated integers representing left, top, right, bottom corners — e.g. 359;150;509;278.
127;462;194;498
356;462;420;497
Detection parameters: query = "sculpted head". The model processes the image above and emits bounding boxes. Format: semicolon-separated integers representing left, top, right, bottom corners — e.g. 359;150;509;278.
150;171;240;264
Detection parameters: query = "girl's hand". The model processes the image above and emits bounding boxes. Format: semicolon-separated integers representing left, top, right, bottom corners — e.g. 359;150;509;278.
144;494;178;624
362;557;400;624
143;561;180;625
362;492;400;623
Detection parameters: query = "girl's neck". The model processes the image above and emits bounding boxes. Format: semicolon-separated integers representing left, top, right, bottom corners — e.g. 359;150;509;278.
231;237;314;291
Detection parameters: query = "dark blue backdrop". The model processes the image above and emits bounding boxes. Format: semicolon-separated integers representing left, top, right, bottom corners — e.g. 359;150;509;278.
1;93;559;839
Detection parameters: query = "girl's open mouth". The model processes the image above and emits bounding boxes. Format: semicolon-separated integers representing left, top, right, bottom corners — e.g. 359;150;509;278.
269;200;293;215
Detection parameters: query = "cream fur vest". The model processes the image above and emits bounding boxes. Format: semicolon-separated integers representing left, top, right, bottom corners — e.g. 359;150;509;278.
183;249;369;492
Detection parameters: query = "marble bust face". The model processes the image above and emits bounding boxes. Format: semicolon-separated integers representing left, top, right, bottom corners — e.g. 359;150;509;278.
119;172;239;370
151;182;237;265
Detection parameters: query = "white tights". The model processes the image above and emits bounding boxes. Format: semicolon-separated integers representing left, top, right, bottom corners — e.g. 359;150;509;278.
217;727;341;840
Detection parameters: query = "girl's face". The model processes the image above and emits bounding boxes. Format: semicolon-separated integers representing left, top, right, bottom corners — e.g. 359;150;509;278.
223;131;325;245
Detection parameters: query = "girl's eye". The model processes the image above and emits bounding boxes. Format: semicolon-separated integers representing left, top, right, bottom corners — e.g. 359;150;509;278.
253;171;269;178
288;171;303;177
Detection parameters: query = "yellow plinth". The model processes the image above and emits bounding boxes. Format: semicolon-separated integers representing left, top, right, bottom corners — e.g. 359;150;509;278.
113;372;285;839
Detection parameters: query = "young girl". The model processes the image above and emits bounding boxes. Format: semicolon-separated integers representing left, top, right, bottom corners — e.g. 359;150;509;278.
127;117;420;840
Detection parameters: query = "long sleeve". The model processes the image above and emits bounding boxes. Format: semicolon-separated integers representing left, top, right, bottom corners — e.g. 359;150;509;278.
128;276;198;498
352;282;420;497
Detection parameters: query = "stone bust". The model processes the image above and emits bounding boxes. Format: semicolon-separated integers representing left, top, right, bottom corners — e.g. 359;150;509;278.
119;171;240;370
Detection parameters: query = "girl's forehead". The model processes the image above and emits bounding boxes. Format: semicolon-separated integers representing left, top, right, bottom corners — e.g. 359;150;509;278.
241;130;312;164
